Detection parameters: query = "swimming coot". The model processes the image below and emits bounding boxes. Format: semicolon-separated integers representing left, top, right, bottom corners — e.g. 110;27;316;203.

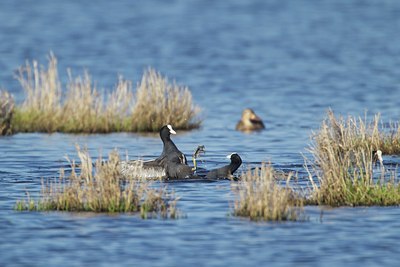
120;125;186;178
235;108;265;132
120;160;165;179
121;144;205;180
143;124;187;167
163;145;205;180
205;153;242;179
164;162;195;179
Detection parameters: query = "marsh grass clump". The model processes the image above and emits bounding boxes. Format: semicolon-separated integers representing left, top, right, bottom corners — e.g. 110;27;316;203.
307;110;400;206
12;54;134;133
61;72;134;133
0;90;14;135
232;164;306;221
376;122;400;155
15;147;179;218
8;53;200;134
131;68;201;132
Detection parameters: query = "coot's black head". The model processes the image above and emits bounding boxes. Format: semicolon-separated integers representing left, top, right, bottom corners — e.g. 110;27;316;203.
160;124;176;140
226;153;242;175
227;153;242;165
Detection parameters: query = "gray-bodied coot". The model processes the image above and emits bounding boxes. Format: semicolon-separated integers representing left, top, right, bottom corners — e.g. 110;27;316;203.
120;125;187;178
205;153;242;179
144;124;187;168
163;145;206;179
120;145;205;179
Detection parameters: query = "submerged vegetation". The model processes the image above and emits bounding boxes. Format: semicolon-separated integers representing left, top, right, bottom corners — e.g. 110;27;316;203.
15;147;179;219
306;110;400;207
232;164;306;221
2;53;201;134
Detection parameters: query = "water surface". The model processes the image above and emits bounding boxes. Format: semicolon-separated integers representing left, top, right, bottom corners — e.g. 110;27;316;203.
1;0;400;266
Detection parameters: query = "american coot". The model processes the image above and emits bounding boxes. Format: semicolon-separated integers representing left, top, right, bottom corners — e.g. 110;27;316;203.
205;153;242;179
164;162;195;179
154;124;187;165
120;124;186;178
163;145;206;180
235;108;265;132
120;160;165;179
120;144;205;180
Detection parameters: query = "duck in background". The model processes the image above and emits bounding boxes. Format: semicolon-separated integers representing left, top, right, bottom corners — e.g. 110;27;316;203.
235;108;265;132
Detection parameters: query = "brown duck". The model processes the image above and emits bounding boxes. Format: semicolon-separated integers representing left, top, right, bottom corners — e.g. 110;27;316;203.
235;108;265;131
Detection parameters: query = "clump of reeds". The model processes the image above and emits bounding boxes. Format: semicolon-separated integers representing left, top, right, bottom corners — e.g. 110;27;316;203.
307;110;400;206
9;53;200;134
15;146;179;219
232;164;306;221
318;110;400;155
131;68;201;132
0;90;14;135
375;120;400;155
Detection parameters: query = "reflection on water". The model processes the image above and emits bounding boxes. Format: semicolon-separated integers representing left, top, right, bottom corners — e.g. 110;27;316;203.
2;0;400;266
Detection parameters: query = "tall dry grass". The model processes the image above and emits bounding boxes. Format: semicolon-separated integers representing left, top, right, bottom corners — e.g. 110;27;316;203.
313;110;400;155
8;53;200;134
15;146;179;218
0;90;14;135
232;164;306;221
131;68;201;132
306;110;400;206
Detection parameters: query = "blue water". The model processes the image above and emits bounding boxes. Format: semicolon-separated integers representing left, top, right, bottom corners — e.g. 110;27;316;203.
2;0;400;266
